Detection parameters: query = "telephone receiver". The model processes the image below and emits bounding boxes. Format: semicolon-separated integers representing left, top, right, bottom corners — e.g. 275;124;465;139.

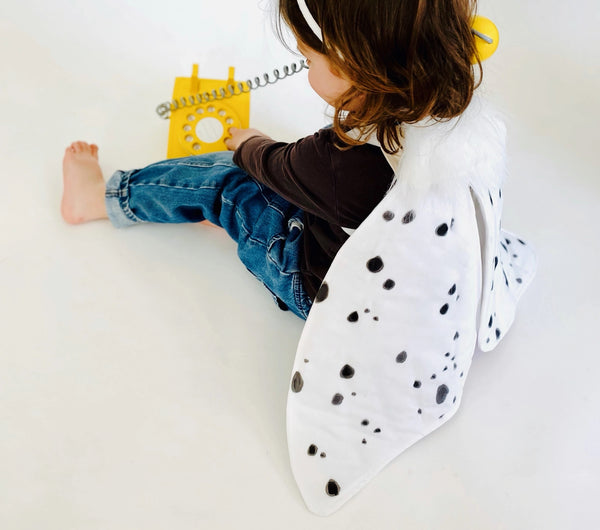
158;16;498;159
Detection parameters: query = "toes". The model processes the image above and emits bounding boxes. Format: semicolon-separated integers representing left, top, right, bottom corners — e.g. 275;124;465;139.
74;141;88;153
64;144;77;159
67;142;83;153
67;141;97;155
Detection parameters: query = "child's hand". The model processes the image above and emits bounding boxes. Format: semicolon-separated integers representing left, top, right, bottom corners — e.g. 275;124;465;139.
225;127;268;151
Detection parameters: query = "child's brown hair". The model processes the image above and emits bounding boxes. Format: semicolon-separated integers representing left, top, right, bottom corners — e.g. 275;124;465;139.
278;0;482;153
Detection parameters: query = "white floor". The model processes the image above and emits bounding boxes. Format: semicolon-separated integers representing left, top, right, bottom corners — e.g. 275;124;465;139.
1;1;599;528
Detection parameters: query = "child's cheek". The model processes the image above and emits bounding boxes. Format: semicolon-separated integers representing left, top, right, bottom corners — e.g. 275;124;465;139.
307;70;326;101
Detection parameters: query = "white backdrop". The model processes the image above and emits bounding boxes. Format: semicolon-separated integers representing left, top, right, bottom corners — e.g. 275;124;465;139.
1;0;598;528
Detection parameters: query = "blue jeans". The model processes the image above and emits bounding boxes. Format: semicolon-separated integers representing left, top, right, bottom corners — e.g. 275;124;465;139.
104;151;313;319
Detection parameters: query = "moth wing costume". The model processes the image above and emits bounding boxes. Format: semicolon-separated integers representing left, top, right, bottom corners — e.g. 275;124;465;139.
286;98;537;516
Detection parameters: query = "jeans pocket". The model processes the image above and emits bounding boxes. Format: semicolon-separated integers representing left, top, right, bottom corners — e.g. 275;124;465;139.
267;215;304;272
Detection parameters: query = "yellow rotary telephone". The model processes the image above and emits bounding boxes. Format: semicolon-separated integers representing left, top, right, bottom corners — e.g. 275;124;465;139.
163;65;250;159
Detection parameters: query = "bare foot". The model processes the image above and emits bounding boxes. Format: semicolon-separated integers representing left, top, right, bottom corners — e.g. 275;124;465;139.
61;141;108;224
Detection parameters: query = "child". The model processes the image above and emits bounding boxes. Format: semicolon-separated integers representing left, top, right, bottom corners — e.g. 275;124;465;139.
61;0;480;320
62;0;537;514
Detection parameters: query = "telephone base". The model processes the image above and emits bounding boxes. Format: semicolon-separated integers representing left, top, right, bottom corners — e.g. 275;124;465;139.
166;65;250;159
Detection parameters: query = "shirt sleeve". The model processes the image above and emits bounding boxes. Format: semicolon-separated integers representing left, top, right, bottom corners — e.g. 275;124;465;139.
232;131;340;225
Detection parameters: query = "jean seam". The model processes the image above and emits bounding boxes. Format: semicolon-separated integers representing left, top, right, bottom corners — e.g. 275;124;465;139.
173;161;238;169
266;234;294;275
220;196;253;238
293;273;311;319
255;182;286;217
119;171;141;223
266;202;285;217
106;170;144;225
129;183;222;192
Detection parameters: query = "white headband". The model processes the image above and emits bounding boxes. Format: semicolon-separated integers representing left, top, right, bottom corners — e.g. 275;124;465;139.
296;0;323;41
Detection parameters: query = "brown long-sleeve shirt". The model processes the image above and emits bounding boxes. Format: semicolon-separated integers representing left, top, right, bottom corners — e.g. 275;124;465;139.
233;127;394;300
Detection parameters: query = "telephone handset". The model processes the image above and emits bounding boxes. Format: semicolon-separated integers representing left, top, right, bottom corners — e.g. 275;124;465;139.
157;62;308;159
156;16;498;159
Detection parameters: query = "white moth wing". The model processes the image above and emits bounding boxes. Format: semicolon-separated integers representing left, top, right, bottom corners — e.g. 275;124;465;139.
287;178;481;516
286;98;536;515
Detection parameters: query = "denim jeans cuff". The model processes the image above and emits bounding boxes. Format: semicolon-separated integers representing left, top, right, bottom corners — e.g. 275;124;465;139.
105;170;144;228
